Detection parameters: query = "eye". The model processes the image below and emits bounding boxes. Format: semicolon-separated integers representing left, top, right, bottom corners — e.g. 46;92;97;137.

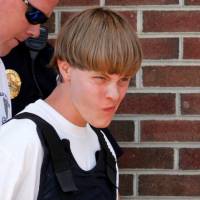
121;77;131;82
119;77;131;86
92;75;107;84
93;75;107;80
95;76;106;80
121;77;130;82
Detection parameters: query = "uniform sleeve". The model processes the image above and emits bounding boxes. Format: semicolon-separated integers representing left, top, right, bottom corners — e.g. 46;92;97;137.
0;119;44;200
101;128;123;158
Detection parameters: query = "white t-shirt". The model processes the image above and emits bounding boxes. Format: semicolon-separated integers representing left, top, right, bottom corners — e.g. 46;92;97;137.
0;58;11;125
0;99;117;200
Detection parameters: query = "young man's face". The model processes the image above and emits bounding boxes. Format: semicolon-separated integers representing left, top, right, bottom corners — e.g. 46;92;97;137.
0;0;58;57
67;67;131;128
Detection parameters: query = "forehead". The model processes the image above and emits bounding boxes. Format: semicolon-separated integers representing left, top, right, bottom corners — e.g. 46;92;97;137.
29;0;58;16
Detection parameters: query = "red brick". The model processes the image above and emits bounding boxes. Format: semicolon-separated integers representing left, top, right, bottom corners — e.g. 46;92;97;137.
119;11;137;31
185;0;200;5
119;148;173;169
129;76;136;87
60;11;136;30
143;11;200;32
180;149;200;169
106;0;178;5
139;175;200;196
119;174;134;196
140;38;179;59
45;13;55;34
58;0;99;6
143;66;200;87
48;39;56;47
61;12;77;26
184;38;200;59
181;94;200;114
141;120;200;141
117;93;175;114
108;120;135;142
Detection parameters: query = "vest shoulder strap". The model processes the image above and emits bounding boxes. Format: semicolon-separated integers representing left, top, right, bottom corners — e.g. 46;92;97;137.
91;126;117;188
14;112;78;193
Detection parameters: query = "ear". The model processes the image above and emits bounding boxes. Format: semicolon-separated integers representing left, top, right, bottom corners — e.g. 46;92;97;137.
57;59;71;82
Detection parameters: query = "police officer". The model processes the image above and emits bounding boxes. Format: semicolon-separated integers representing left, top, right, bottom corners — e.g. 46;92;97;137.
2;26;57;115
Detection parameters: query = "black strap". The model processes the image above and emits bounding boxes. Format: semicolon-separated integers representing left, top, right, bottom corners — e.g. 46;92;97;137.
14;112;78;193
91;126;117;188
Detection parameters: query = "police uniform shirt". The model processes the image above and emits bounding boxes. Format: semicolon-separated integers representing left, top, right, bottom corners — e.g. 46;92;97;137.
1;42;57;116
0;58;11;125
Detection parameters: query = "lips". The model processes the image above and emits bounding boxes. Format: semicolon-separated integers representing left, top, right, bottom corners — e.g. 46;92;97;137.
102;106;116;112
15;36;28;43
14;38;21;43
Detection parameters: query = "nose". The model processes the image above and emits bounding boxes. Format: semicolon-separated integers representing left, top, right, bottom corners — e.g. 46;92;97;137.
27;24;40;38
106;83;120;101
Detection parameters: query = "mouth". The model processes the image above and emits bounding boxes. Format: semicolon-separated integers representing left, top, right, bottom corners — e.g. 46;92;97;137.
102;106;116;113
14;38;21;43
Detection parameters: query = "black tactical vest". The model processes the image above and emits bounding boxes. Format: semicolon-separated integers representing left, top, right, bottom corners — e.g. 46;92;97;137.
14;112;117;200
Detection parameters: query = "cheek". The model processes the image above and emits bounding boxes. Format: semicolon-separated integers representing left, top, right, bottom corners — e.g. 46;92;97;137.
12;8;27;29
81;84;103;110
119;87;129;102
70;81;95;105
10;22;29;40
17;22;29;35
0;40;18;56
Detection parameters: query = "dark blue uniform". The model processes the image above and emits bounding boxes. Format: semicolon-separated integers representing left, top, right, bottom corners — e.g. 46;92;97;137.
2;42;57;115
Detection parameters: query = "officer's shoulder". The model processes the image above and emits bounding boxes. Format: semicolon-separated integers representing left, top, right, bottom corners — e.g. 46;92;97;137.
38;42;54;57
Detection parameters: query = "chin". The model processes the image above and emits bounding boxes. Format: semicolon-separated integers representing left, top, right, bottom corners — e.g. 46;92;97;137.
90;119;112;129
0;49;10;57
0;45;14;57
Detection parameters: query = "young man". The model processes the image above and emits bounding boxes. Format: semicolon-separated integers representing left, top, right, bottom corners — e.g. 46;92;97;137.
0;7;142;200
0;0;58;125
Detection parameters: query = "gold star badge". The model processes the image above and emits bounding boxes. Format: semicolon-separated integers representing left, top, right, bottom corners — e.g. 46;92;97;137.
6;69;21;99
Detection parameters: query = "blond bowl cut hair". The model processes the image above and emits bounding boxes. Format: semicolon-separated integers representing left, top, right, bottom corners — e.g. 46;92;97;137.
51;7;142;77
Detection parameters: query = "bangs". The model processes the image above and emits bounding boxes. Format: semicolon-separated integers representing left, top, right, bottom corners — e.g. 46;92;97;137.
53;8;142;76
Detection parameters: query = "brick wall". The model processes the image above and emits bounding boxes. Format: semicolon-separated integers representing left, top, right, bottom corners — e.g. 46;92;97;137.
48;1;200;199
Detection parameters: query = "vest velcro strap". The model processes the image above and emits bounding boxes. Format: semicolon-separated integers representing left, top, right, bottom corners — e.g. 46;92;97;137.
56;170;78;192
107;165;117;187
106;153;117;188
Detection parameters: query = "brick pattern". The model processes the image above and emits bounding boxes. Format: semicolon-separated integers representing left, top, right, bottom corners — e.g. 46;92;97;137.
58;0;99;6
118;93;175;114
141;120;200;141
143;11;200;32
184;38;200;59
143;66;200;87
106;0;179;5
180;149;200;169
48;1;200;199
141;38;179;59
185;0;200;5
108;120;135;141
139;175;200;196
119;174;134;196
181;94;200;114
119;148;173;169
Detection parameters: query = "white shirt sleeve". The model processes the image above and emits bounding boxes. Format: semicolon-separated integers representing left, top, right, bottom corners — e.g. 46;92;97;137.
0;59;12;125
0;119;44;200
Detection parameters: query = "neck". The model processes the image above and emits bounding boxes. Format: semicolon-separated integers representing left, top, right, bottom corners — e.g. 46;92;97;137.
45;83;87;127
